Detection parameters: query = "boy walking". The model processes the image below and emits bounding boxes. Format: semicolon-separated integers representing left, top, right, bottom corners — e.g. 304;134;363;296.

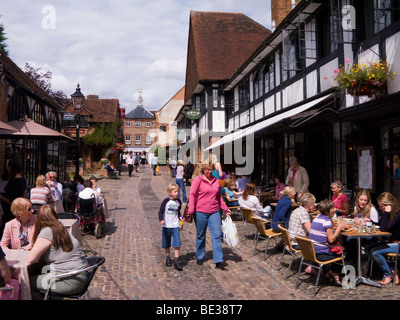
158;184;184;271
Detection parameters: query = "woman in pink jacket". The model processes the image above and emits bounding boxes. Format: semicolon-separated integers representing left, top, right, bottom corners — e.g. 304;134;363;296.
188;163;231;270
0;198;36;250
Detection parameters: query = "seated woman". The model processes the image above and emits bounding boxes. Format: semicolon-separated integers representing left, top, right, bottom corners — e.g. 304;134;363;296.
272;175;285;201
271;186;296;231
353;189;379;224
310;199;348;286
239;183;271;221
221;179;242;207
0;247;20;300
30;175;53;212
331;180;349;217
365;192;400;285
0;198;36;250
344;189;380;264
28;205;90;300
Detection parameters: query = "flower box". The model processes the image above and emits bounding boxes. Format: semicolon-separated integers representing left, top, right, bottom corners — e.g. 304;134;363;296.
333;59;396;98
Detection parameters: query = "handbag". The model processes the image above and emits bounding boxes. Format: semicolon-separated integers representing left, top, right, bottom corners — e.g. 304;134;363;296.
183;177;202;223
329;240;343;254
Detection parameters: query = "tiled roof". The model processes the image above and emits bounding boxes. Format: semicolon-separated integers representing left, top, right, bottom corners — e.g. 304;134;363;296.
0;51;63;109
125;106;155;119
63;97;120;123
185;11;271;102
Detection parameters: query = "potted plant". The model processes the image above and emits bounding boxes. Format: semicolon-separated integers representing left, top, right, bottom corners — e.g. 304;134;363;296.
333;59;396;98
100;158;109;167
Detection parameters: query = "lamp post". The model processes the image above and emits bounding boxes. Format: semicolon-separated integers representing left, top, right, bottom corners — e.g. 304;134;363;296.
71;83;85;176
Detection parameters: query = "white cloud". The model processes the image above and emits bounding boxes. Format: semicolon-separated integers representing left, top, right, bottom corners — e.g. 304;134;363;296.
1;0;272;110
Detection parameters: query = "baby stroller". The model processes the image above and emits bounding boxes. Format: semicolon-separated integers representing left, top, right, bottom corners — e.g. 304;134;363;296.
76;196;106;239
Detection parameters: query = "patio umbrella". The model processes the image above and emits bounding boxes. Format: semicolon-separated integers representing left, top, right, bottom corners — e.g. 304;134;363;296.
0;118;75;141
0;120;19;135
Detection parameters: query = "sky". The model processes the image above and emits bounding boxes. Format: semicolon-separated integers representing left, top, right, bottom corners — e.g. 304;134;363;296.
0;0;272;112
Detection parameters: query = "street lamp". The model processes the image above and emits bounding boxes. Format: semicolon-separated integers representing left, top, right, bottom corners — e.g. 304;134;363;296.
71;83;85;176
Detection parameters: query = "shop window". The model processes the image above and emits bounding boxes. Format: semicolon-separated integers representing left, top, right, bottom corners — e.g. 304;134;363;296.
381;126;400;197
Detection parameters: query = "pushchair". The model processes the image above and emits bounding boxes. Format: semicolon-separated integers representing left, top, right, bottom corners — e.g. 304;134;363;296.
76;196;106;239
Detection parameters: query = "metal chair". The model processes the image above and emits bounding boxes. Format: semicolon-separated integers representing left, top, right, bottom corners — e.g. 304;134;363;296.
252;217;281;260
295;235;345;297
277;224;302;279
39;256;105;300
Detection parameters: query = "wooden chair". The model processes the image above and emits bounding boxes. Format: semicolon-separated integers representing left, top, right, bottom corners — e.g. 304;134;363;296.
277;224;302;279
240;207;256;239
295;235;345;297
252;217;281;260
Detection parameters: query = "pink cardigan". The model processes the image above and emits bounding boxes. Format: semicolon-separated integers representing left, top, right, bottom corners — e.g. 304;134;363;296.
0;215;36;249
188;175;228;214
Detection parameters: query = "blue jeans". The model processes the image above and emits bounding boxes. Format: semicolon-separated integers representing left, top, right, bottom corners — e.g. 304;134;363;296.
195;211;223;263
176;178;187;203
365;242;399;277
152;164;157;175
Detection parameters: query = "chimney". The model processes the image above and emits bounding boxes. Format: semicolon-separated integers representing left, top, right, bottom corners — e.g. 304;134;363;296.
87;95;99;99
271;0;299;28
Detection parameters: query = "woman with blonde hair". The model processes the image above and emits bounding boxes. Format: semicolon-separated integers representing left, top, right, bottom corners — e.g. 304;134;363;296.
365;192;400;285
30;175;53;212
187;163;231;270
221;179;242;207
271;186;296;231
0;198;36;250
28;205;89;299
353;189;379;224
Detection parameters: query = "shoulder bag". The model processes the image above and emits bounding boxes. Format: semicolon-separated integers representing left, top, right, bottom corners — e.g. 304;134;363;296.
183;177;202;223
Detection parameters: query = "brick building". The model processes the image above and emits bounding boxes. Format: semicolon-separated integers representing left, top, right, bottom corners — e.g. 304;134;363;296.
123;92;156;154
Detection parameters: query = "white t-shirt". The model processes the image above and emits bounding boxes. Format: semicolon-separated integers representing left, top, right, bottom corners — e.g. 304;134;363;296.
176;165;184;179
239;195;264;218
353;206;379;223
79;188;100;207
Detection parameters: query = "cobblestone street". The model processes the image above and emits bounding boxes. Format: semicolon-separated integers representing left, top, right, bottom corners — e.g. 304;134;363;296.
81;165;400;302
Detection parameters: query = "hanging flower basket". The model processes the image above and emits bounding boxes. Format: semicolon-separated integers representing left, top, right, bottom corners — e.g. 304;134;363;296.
333;59;396;98
100;158;109;167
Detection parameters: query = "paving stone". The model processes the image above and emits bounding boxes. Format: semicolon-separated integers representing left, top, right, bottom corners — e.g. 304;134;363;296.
80;165;400;300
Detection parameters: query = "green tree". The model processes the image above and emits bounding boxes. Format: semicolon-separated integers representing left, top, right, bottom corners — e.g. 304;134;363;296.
0;22;8;55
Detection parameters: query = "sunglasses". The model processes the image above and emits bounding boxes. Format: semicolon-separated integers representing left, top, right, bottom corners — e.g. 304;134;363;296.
49;176;56;179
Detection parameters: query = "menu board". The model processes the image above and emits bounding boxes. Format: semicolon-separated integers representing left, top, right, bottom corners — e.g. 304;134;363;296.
358;147;375;192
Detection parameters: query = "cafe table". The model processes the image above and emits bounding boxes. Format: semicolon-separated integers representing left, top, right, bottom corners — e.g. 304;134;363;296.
3;247;32;300
341;227;391;288
59;218;83;246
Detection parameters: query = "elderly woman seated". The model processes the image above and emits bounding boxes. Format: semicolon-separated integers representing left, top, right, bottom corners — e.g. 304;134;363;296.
1;198;36;250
